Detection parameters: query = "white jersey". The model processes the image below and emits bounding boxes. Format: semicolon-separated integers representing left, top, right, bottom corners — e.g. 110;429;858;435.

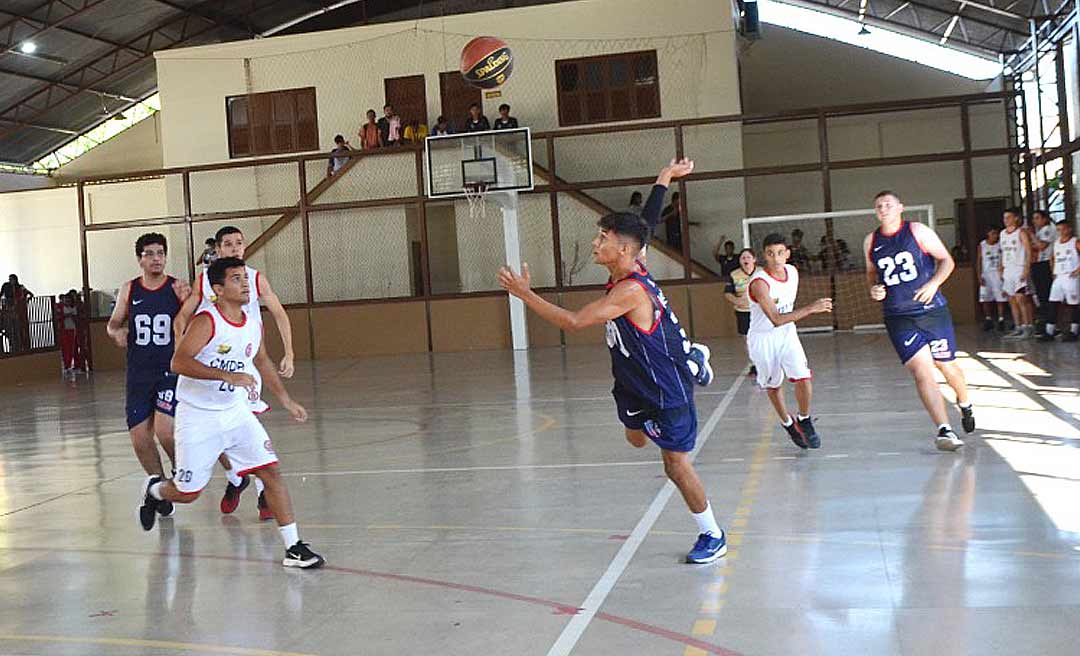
747;264;799;337
1054;237;1079;277
979;240;1002;275
1036;224;1056;263
1000;227;1026;272
198;266;267;412
176;303;263;411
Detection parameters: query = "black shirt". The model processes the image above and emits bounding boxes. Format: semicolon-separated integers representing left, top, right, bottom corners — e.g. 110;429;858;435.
465;116;491;132
718;255;740;280
493;116;519;130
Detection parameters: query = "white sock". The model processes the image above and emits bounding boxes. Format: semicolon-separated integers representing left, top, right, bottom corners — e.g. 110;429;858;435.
225;469;243;487
149;481;164;500
780;415;794;427
254;477;265;494
1072;323;1079;334
797;413;809;421
692;503;722;538
279;522;299;548
1046;323;1056;336
938;423;952;433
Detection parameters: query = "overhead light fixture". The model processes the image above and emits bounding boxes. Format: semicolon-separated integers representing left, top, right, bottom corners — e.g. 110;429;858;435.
858;24;871;35
19;41;36;54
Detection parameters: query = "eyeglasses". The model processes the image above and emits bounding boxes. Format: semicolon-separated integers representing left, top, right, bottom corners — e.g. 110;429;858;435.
141;250;166;259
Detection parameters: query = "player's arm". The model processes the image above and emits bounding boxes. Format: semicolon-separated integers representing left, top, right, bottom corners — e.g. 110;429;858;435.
910;222;955;304
642;158;695;230
723;280;740;307
173;273;203;340
170;313;253;390
1019;229;1033;279
254;338;306;422
974;244;983;283
105;280;132;348
256;274;296;378
498;264;642;331
748;279;831;327
863;234;886;301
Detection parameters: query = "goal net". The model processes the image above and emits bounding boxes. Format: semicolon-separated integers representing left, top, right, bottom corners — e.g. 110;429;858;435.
742;205;934;331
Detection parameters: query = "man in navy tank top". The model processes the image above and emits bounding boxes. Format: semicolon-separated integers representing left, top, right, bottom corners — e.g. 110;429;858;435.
498;162;728;564
863;191;975;452
106;233;191;513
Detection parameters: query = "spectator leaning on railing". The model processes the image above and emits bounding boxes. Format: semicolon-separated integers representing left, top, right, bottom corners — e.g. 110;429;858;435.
493;103;518;129
327;135;353;177
465;103;491;132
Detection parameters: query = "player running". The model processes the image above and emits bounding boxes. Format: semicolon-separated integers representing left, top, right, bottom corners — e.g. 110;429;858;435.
864;191;975;452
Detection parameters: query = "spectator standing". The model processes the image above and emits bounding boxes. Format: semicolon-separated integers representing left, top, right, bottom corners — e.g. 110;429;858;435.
714;239;740;280
358;109;383;150
0;274;32;307
626;191;643;215
1030;209;1056;327
493;104;519;129
403;119;429;144
724;248;758;375
326;134;353;177
56;291;83;373
464;103;491;132
1;274;33;353
432;115;453;136
378;104;402;146
788;229;812;270
197;238;217;269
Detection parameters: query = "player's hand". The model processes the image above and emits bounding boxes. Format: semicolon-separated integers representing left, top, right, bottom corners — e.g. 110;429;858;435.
913;281;940;304
498;263;532;297
225;372;256;392
173;279;191;303
870;284;887;301
284;399;308;422
109;326;127;348
810;298;833;314
662;157;694;181
279;354;295;378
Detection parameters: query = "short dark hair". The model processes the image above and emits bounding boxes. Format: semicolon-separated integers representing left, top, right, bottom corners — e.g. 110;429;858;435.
135;232;167;257
1005;207;1022;218
384;104;393;110
499;103;510;112
436;115;446;123
986;225;1000;233
598;212;649;250
724;240;735;248
207;256;245;288
1033;209;1049;218
334;134;345;143
469;103;480;110
791;228;803;238
629;191;642;203
204;237;216;246
874;190;901;202
763;233;787;249
739;247;755;257
215;226;242;244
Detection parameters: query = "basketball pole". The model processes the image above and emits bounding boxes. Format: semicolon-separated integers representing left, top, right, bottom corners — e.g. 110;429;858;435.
495;190;529;351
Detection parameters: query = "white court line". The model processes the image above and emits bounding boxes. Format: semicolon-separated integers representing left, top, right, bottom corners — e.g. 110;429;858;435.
824;454;850;459
544;372;747;656
281;461;662;477
877;452;903;456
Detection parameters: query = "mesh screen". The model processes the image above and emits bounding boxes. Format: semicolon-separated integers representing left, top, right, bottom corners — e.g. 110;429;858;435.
306;150;417;205
552;127;674;185
236;215;308;305
190;162;300;215
744;206;933;329
83;175;177;225
309;206;415;301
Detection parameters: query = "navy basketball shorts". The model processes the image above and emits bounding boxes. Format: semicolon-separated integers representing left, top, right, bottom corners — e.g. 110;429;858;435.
126;371;179;429
612;388;698;453
884;306;958;365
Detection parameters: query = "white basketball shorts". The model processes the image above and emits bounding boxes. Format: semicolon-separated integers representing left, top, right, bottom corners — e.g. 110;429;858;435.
747;330;812;389
173;402;278;493
1049;275;1080;305
979;271;1007;303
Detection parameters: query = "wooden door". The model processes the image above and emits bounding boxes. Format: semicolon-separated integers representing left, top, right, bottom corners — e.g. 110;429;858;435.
384;74;428;127
439;70;482;133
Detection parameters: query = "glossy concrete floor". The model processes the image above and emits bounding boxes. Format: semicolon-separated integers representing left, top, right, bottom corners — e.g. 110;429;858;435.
0;327;1078;656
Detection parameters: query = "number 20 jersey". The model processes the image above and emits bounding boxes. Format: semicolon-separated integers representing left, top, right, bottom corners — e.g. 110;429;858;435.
176;303;263;410
871;221;947;317
127;276;180;380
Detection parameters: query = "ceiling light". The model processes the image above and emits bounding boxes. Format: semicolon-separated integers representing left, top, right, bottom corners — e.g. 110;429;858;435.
19;41;36;54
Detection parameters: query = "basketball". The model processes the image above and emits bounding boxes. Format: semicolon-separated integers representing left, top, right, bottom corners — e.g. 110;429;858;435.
460;36;513;89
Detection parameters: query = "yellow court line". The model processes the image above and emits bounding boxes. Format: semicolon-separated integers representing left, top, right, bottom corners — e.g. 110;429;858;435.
0;634;315;656
691;619;717;636
684;647;709;656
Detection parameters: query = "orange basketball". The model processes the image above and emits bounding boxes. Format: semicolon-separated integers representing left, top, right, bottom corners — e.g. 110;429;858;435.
460;36;513;89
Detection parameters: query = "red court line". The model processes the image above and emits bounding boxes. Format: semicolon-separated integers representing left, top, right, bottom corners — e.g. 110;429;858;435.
7;546;744;655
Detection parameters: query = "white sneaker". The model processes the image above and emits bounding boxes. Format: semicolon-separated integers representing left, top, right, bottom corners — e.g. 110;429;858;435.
934;427;964;452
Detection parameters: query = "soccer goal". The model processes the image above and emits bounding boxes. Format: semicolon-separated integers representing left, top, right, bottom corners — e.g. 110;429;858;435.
742;205;935;332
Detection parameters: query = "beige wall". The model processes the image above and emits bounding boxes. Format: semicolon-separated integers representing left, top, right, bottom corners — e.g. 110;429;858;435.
54;114;164;181
0;187;81;296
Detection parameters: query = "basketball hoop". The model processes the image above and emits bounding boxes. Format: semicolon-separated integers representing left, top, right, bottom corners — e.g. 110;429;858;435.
463;182;489;219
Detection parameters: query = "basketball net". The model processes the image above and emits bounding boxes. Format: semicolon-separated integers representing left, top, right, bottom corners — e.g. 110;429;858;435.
464;182;489;220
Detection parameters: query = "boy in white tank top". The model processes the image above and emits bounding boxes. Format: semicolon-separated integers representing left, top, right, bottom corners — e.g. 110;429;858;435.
746;233;833;449
1040;220;1080;341
140;257;324;569
976;226;1008;331
175;226;297;519
1000;209;1036;338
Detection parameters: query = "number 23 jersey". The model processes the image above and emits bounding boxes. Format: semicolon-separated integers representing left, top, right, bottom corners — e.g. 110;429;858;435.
176;303;263;410
871;221;947;317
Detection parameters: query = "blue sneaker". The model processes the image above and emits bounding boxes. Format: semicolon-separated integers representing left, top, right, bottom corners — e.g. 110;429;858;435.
686;531;727;564
687;343;713;387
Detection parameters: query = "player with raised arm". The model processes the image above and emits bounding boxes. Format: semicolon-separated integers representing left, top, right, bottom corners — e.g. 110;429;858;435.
746;234;832;449
140;257;324;569
498;205;726;564
864;191;974;452
106;232;190;516
174;226;295;519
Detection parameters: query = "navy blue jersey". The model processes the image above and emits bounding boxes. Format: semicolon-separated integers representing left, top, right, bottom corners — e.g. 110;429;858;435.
605;265;694;409
871;222;947;317
126;276;180;379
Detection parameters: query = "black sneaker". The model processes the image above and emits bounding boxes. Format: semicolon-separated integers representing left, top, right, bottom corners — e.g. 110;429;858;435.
1063;332;1079;342
1037;333;1056;342
283;541;325;569
748;364;757;376
220;475;250;514
982;319;993;332
960;405;975;433
797;416;821;449
997;319;1006;332
157;499;175;517
782;417;807;449
139;476;163;531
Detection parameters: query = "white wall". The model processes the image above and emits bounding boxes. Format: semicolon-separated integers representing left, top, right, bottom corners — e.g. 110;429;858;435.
0;188;80;296
54;114;164;181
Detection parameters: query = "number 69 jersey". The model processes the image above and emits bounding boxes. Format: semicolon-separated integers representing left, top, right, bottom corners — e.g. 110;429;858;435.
176;303;263;411
126;276;181;379
871;221;947;317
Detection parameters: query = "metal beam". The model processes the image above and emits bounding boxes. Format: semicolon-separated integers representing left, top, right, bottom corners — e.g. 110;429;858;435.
0;1;144;56
0;117;77;134
0;62;137;101
147;0;257;37
938;0;1026;20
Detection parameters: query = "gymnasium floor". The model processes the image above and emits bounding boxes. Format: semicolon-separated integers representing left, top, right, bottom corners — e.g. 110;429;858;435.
0;327;1078;656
